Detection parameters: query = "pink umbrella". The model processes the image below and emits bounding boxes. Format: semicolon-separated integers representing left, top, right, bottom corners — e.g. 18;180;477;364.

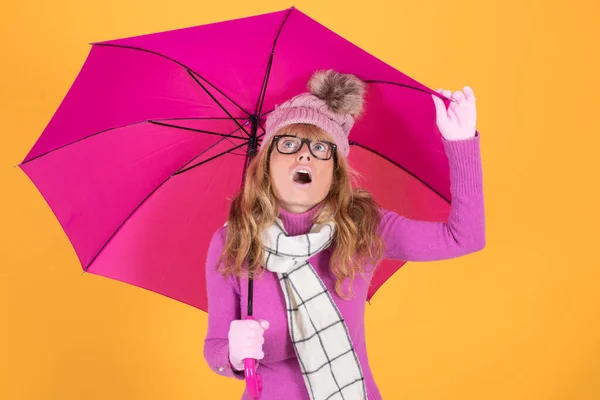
19;7;453;399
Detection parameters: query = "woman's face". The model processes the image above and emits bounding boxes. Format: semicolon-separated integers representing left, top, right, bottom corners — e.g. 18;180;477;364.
268;129;335;214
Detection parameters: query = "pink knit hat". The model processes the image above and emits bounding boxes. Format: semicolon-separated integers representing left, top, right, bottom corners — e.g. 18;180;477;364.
263;70;366;158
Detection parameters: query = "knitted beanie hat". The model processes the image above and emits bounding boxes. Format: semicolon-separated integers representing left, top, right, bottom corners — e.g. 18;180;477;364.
263;69;366;158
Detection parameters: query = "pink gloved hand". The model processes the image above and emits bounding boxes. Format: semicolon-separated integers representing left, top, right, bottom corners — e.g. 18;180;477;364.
432;86;477;141
228;319;270;371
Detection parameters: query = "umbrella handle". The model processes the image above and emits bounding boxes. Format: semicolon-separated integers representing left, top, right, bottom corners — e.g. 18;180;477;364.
243;316;262;400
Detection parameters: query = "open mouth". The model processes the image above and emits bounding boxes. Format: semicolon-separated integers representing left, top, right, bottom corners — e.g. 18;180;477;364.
293;169;312;184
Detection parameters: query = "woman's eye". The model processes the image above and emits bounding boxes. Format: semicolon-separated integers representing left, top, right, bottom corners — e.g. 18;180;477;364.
283;141;295;148
313;143;326;152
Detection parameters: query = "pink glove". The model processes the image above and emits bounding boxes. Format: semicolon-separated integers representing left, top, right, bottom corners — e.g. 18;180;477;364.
432;86;477;141
228;319;270;371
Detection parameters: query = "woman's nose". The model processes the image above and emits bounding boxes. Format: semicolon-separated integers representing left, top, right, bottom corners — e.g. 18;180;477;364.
297;151;311;161
296;143;311;161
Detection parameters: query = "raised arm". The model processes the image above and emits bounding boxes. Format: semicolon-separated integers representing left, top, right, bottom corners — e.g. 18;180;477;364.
380;132;486;261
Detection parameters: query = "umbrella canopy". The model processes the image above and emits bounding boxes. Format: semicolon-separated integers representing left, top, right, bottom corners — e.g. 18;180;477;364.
19;7;452;312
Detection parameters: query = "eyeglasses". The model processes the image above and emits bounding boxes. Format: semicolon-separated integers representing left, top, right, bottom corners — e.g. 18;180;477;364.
271;135;337;161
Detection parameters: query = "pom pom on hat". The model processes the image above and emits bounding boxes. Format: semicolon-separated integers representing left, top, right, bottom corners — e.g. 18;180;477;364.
308;69;366;116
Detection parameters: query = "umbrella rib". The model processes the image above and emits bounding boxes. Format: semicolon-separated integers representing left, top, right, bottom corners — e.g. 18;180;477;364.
254;7;295;116
259;108;275;118
349;140;450;204
186;70;251;137
19;119;150;165
174;141;248;175
20;118;247;166
177;126;250;172
157;116;249;121
83;140;247;272
363;80;434;95
92;43;252;117
255;54;274;117
149;120;249;140
152;119;251;156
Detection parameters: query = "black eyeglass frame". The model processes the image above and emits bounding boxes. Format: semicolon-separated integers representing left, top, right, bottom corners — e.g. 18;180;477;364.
269;135;338;161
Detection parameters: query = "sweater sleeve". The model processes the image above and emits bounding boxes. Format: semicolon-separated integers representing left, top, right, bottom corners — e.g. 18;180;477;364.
203;227;245;380
379;132;486;261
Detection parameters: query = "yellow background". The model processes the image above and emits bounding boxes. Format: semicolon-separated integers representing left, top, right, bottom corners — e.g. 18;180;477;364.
2;0;599;399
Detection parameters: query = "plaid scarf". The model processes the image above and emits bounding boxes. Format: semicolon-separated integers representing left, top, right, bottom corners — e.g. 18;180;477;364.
261;219;367;400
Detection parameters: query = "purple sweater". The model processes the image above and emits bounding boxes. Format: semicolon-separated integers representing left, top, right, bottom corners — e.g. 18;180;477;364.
204;134;485;399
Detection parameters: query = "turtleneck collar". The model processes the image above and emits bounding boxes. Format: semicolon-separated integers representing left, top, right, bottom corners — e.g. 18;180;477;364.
277;204;322;236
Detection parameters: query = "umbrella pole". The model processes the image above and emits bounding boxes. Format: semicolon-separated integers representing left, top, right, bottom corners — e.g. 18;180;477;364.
248;275;254;316
244;115;260;317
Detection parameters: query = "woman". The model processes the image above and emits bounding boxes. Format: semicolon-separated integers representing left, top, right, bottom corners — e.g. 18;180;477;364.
204;70;485;400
